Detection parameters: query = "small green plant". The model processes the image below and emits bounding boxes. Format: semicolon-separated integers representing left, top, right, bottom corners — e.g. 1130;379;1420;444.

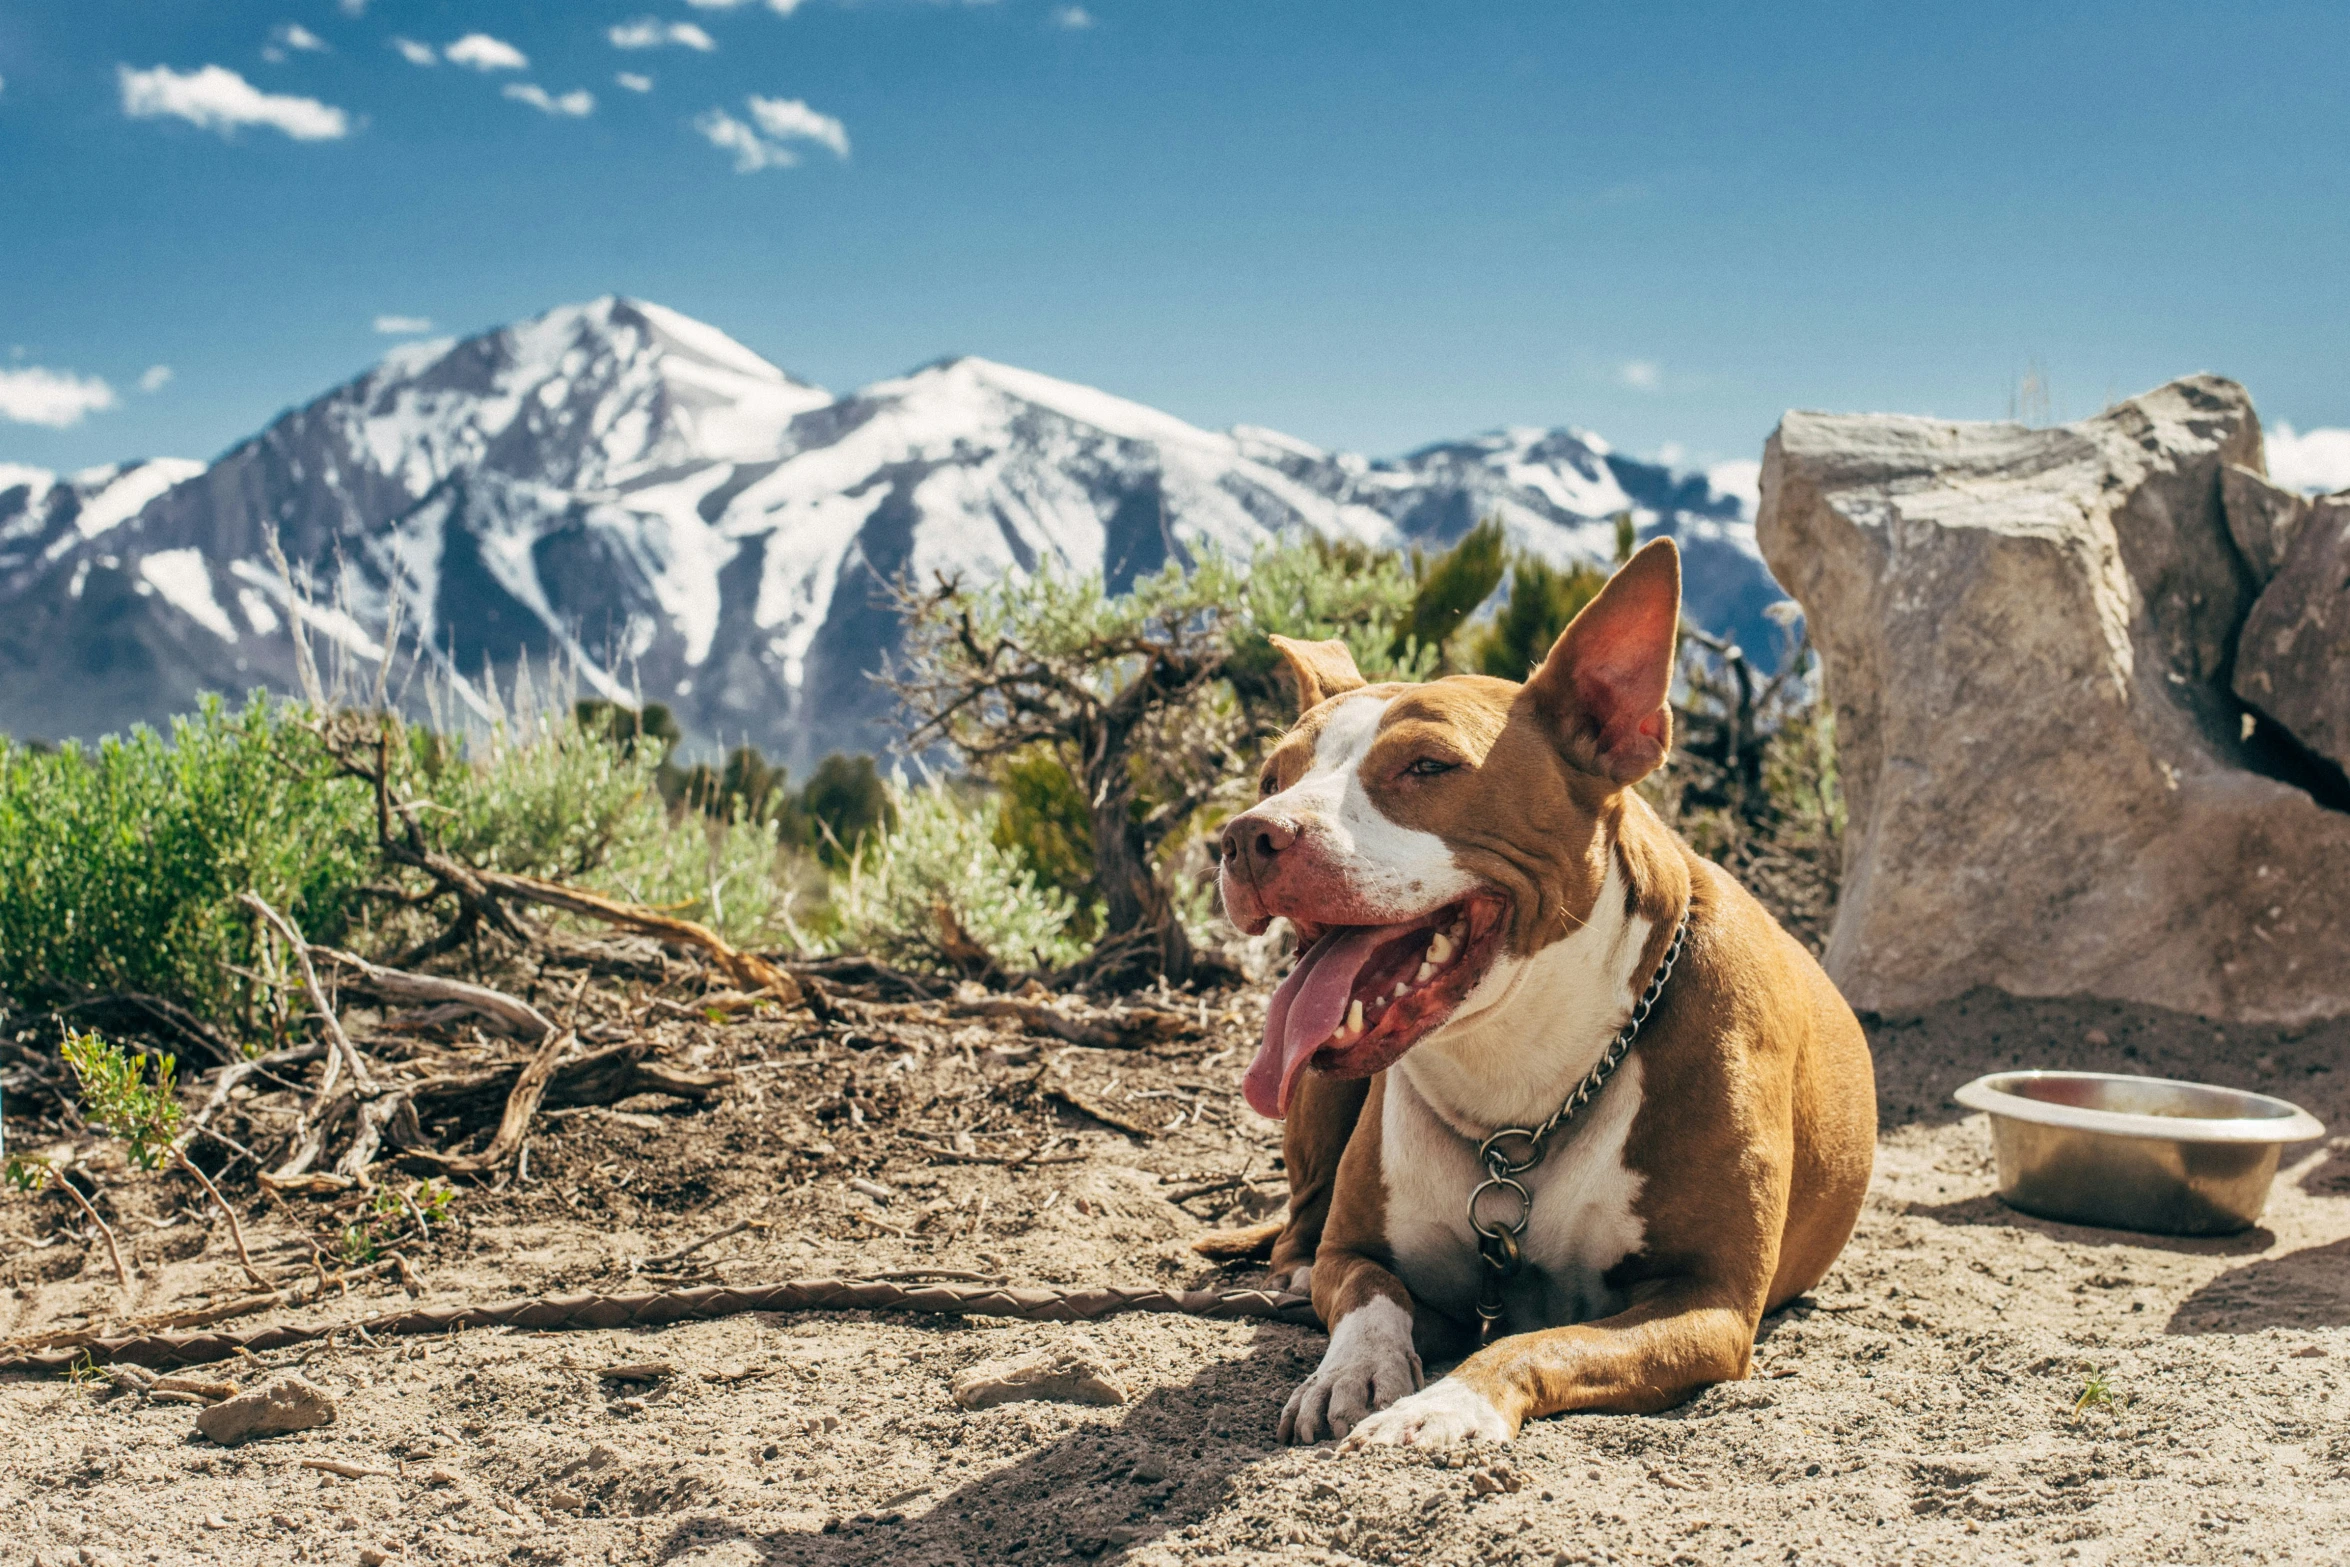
54;1028;266;1290
2074;1366;2121;1414
60;1030;181;1171
413;1178;457;1227
346;1178;457;1262
3;1153;46;1193
338;1222;380;1267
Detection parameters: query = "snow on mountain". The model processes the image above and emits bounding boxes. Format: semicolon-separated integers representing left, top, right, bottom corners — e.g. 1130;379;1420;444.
0;298;1782;764
0;458;206;597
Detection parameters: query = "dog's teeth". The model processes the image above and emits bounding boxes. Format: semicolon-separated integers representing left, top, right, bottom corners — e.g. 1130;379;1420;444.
1416;962;1437;983
1392;982;1409;1000
1346;1000;1365;1036
1427;933;1453;965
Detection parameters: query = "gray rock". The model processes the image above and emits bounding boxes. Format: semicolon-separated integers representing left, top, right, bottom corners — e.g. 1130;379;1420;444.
194;1374;338;1446
2237;494;2350;774
951;1348;1128;1410
1758;375;2350;1023
2222;462;2313;586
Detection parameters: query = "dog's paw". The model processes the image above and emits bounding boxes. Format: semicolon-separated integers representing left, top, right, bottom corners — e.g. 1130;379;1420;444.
1341;1377;1513;1450
1270;1262;1313;1296
1277;1295;1421;1444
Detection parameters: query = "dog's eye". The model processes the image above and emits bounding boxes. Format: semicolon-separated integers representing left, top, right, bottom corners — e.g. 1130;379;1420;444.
1405;758;1460;779
1259;773;1278;795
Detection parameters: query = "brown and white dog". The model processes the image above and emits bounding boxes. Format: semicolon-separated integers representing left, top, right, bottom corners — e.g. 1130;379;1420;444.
1216;538;1875;1448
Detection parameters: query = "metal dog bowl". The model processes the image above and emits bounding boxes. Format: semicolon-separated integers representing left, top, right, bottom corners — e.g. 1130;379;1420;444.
1952;1070;2325;1236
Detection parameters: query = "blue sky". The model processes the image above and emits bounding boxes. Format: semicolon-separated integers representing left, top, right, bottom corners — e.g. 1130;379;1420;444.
4;0;2348;482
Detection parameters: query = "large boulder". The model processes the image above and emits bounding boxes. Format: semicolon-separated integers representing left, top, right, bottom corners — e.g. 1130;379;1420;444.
1757;375;2350;1023
2235;492;2350;778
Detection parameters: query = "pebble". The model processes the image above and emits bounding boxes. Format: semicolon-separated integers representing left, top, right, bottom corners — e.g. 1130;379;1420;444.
195;1375;339;1446
951;1349;1128;1410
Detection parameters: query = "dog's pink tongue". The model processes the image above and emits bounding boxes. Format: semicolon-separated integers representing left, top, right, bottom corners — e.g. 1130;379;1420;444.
1243;925;1392;1120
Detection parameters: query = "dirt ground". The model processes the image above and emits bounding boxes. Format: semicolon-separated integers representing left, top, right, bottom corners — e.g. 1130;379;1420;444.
4;986;2346;1567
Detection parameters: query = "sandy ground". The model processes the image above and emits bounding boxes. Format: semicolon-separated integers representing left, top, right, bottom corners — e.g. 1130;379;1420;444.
3;988;2346;1567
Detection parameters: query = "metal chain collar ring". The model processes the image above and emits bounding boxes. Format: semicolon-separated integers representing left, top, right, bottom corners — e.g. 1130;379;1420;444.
1468;908;1692;1343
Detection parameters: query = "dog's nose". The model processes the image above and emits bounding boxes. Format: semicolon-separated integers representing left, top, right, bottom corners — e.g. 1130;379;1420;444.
1220;813;1296;878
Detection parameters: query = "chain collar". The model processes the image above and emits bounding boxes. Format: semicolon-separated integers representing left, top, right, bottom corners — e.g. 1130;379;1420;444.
1466;907;1691;1344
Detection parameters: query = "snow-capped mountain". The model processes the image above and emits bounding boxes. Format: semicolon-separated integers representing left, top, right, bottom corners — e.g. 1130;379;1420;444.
0;298;1781;764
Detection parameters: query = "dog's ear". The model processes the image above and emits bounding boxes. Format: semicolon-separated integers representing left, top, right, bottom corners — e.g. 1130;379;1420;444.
1524;538;1681;784
1268;635;1367;717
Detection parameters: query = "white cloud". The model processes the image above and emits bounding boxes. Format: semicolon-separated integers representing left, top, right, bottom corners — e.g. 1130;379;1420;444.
1616;359;1662;391
339;0;368;14
2268;423;2350;496
0;367;118;429
748;95;848;157
390;37;437;67
609;18;717;51
374;315;434;335
685;0;805;11
119;63;351;141
1052;6;1096;27
615;72;655;93
504;83;595;117
138;365;174;394
700;96;849;171
274;23;330;54
697;108;793;172
446;34;529;72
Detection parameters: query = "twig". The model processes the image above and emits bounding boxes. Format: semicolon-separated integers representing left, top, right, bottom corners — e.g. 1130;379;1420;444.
846;1209;910;1238
642;1219;759;1270
170;1148;269;1290
473;1030;573;1172
239;894;374;1096
44;1169;132;1296
301;1459;395;1480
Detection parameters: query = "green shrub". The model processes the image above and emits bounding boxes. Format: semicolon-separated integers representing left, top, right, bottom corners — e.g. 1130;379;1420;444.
1466;555;1609;679
799;753;895;865
1398;518;1508;664
0;694;375;1022
837;777;1093;975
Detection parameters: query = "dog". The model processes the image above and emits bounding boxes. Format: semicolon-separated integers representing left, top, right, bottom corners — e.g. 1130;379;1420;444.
1215;538;1875;1447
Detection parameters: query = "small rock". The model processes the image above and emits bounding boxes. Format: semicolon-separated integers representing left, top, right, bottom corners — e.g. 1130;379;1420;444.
195;1375;338;1446
544;1488;585;1512
359;1549;391;1566
952;1349;1127;1410
2291;1345;2328;1359
2083;1028;2111;1048
613;1397;647;1415
426;1466;463;1486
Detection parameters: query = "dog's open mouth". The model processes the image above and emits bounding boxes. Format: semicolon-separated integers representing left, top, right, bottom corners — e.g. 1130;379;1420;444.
1242;892;1508;1119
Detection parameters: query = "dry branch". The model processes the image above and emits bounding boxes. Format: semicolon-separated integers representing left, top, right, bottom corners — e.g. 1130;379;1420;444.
313;948;555;1039
238;893;374;1099
472;872;802;1004
474;1029;573;1172
44;1169;132;1296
